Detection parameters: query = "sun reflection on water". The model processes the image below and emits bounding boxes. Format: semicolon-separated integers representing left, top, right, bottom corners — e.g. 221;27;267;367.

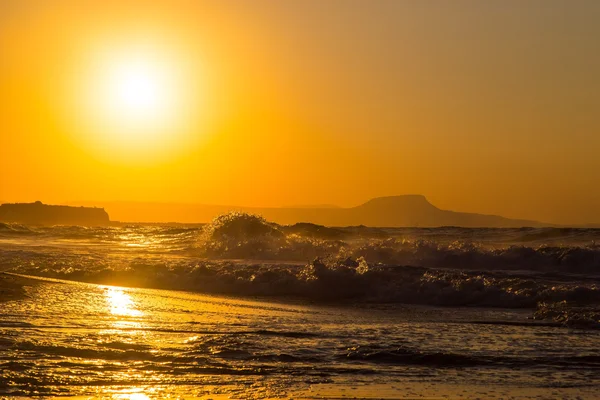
110;387;152;400
114;394;150;400
105;287;143;317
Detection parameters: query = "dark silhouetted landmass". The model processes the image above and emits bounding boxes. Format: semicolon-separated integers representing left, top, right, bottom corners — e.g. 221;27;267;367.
71;195;550;227
0;201;109;226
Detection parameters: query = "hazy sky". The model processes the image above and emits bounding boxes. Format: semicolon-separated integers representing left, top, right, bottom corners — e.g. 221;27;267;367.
1;0;599;224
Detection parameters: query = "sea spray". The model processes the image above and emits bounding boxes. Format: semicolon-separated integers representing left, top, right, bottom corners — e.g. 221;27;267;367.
2;213;600;326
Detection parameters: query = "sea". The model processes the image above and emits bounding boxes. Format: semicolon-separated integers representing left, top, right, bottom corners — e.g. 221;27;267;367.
1;214;600;399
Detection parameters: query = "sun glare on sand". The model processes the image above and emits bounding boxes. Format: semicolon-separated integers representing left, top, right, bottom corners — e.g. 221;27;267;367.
70;39;207;162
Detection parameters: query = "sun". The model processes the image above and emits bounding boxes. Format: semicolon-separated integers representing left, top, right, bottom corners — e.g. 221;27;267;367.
110;60;167;118
100;56;174;134
91;49;184;146
68;39;207;162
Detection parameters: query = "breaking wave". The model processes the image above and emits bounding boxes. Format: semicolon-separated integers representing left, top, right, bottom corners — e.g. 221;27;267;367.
2;212;600;326
534;301;600;329
6;256;600;312
0;223;37;236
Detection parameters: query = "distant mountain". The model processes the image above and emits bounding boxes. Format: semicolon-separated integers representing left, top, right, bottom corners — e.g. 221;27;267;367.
345;195;546;228
71;195;549;227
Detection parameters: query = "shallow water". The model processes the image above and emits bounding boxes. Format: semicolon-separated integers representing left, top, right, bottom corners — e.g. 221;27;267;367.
2;276;600;398
1;222;600;398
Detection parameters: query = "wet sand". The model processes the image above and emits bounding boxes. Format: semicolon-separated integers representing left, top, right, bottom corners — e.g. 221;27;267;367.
300;382;600;399
50;382;600;399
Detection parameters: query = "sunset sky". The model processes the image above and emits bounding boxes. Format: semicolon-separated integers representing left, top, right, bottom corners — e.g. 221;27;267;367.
1;1;599;224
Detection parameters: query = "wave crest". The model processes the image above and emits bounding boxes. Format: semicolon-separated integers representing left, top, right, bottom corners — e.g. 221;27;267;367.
8;256;600;312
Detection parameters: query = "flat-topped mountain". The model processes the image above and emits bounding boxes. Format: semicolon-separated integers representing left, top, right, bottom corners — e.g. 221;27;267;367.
72;195;548;227
346;195;544;227
0;201;109;226
256;195;545;227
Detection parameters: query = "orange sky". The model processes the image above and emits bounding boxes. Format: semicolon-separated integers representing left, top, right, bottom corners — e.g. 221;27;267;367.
1;1;599;224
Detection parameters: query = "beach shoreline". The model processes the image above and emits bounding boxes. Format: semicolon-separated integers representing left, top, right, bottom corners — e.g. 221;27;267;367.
42;382;600;399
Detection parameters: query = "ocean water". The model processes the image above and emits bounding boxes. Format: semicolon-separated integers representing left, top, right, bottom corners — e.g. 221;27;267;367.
1;216;600;398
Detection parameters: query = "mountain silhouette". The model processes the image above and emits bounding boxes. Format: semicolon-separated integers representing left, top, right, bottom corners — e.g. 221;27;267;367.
70;195;548;227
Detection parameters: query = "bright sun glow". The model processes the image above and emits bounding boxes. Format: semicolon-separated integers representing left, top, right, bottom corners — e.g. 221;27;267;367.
69;39;207;162
99;56;175;134
109;61;168;118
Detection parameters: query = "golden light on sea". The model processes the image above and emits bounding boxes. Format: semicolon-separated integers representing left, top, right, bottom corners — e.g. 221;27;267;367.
105;287;143;317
